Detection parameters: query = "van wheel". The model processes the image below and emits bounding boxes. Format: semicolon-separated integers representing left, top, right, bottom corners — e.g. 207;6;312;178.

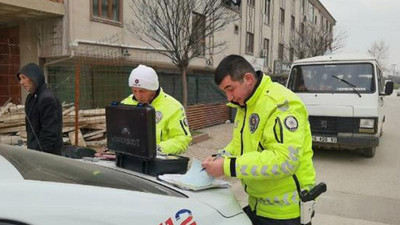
361;147;376;158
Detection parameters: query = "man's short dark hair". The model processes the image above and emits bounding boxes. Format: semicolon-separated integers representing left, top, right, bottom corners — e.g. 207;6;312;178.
215;55;256;85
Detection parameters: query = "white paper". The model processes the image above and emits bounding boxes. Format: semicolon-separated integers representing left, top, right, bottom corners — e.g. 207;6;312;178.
158;159;230;191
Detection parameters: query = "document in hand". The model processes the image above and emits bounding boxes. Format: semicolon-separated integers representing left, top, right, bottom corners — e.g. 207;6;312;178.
157;159;230;191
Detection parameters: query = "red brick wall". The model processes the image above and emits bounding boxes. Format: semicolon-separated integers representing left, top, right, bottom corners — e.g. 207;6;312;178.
0;27;20;105
187;103;230;130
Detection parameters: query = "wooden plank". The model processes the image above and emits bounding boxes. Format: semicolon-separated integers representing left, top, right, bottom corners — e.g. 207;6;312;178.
0;103;12;117
0;126;25;134
62;106;75;116
70;108;105;117
9;104;24;113
0;122;25;129
62;126;76;133
0;114;25;123
16;130;27;138
68;129;86;147
0;135;23;145
83;129;106;139
80;116;106;124
85;124;106;130
86;139;107;147
85;133;104;141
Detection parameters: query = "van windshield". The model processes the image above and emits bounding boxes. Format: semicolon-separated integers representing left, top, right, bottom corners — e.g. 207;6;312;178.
288;63;375;93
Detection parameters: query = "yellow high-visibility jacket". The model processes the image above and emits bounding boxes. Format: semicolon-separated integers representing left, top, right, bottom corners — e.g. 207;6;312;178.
223;73;316;219
121;88;192;154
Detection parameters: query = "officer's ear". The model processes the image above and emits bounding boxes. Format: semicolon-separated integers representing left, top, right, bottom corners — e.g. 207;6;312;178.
243;73;256;86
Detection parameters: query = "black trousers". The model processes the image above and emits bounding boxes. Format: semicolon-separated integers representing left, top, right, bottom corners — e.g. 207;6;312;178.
243;205;301;225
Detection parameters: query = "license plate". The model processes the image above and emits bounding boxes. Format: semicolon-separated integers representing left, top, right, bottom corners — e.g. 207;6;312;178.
312;136;337;143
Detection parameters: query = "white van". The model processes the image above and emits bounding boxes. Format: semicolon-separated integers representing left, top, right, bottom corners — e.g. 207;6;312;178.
286;54;393;157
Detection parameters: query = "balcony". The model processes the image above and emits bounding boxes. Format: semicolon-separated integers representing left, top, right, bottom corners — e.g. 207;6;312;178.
0;0;65;26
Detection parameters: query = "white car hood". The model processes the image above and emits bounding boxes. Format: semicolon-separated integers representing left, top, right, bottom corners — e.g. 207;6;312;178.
182;187;243;217
88;160;244;218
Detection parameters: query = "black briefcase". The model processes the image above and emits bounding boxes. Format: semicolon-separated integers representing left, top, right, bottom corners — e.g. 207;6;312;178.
106;104;156;159
116;153;189;176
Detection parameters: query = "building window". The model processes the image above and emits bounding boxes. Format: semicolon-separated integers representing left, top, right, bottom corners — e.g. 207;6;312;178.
280;8;285;24
300;22;304;36
309;3;315;22
248;0;255;7
301;0;305;15
246;32;254;54
91;0;123;26
234;24;239;34
264;0;271;24
290;47;294;62
291;16;295;31
192;12;206;56
292;0;296;13
278;44;284;60
263;38;269;66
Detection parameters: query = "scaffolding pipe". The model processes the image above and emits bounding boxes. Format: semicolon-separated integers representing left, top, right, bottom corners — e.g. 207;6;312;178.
74;63;80;146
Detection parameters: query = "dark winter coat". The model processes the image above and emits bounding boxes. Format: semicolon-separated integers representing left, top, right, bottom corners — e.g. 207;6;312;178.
17;63;63;155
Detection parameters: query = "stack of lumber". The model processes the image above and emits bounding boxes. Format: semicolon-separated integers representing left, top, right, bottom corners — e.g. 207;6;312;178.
0;102;107;148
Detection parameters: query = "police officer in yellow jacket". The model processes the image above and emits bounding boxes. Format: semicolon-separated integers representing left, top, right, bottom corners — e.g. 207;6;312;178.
202;55;316;225
121;65;192;155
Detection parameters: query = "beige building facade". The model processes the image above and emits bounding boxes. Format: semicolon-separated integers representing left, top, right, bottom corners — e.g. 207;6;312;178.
0;0;334;107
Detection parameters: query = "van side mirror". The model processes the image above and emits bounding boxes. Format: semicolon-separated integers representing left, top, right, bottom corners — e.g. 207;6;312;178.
384;81;394;95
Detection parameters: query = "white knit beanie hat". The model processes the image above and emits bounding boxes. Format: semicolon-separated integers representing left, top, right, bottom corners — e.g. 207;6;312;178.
128;64;159;91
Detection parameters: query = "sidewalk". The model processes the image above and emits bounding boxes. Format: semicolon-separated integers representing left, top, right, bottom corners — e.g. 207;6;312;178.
182;123;248;207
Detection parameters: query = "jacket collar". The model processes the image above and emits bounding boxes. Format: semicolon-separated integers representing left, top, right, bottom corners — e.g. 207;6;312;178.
227;71;270;108
131;87;163;105
150;87;163;104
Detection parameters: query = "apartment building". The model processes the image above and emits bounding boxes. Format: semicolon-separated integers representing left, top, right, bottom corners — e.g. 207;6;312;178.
0;0;334;128
233;0;335;75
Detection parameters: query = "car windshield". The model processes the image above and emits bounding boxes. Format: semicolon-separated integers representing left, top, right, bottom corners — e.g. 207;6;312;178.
288;63;375;93
0;146;185;198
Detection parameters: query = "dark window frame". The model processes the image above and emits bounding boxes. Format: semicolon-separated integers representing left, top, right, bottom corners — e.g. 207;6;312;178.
278;43;284;60
246;32;254;55
90;0;123;27
192;12;206;56
280;8;285;24
289;47;294;62
263;38;270;65
291;15;295;31
248;0;255;7
264;0;271;24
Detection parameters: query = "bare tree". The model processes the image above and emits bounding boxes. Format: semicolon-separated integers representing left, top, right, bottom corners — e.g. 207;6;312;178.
368;40;389;69
290;24;346;60
127;0;237;108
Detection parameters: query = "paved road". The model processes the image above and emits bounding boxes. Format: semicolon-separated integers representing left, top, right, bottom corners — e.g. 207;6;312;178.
185;93;400;225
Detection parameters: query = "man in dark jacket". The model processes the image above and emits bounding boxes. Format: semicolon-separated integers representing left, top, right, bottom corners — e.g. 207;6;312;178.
17;63;63;155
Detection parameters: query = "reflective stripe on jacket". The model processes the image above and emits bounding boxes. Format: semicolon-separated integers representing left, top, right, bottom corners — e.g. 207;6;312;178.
222;73;316;219
121;88;192;154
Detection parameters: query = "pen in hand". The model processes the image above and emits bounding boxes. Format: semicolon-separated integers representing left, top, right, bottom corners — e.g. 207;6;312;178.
200;154;221;172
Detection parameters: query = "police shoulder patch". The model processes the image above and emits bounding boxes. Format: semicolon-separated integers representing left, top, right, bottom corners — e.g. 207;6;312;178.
249;113;260;133
155;111;163;124
284;116;298;132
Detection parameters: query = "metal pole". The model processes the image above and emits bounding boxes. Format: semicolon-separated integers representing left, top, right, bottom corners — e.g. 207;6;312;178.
74;63;80;146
